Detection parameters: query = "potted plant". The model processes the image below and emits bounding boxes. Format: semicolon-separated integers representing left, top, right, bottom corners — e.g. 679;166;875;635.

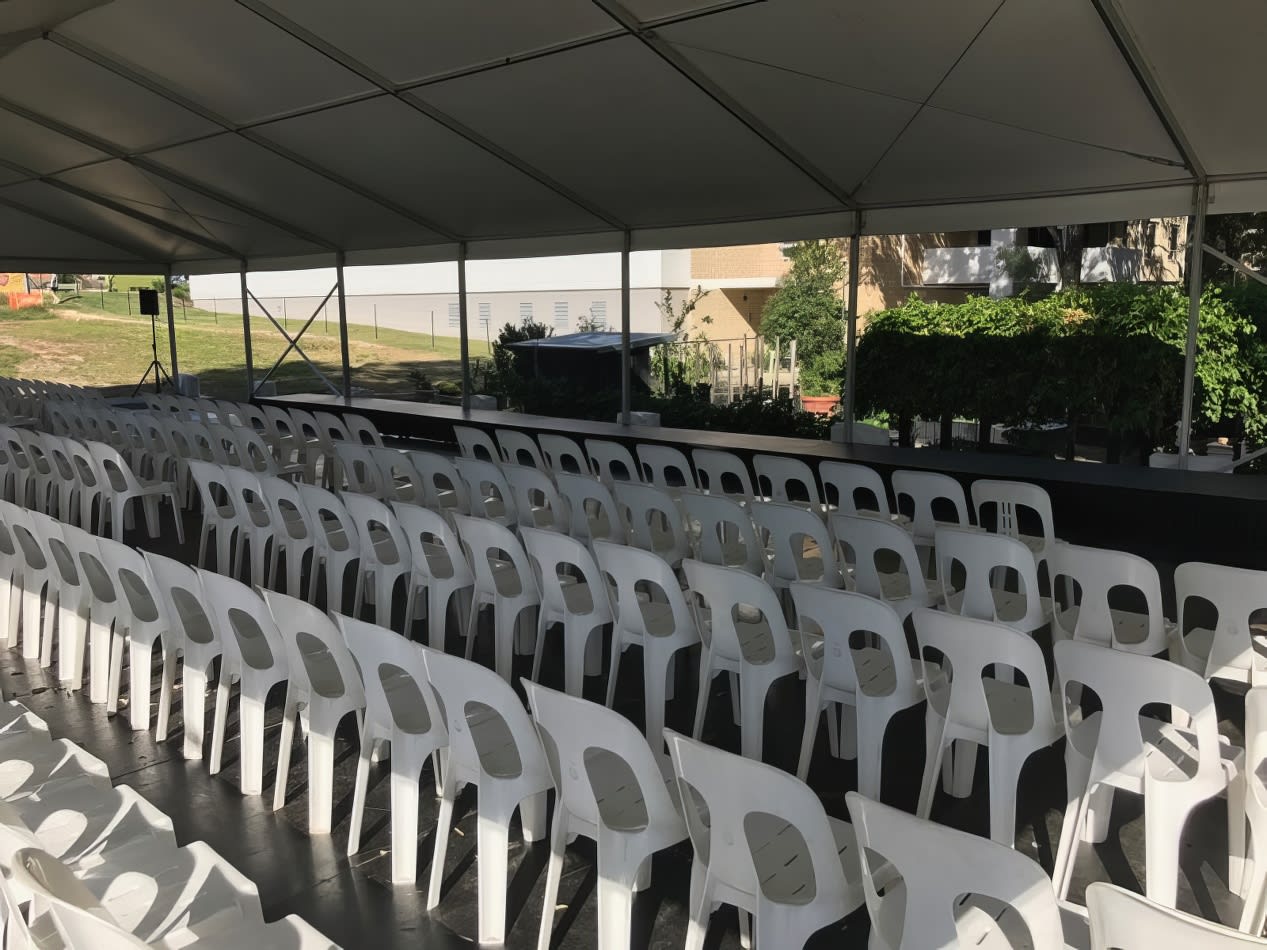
798;350;843;416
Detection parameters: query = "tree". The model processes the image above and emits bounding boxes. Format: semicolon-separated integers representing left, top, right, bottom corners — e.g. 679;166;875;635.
652;286;715;394
1205;212;1267;281
760;240;846;395
1047;225;1086;290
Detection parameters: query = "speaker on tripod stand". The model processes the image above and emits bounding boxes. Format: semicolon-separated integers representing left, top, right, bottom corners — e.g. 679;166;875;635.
133;287;172;396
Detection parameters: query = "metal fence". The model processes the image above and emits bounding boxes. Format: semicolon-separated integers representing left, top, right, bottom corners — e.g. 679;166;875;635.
651;334;800;402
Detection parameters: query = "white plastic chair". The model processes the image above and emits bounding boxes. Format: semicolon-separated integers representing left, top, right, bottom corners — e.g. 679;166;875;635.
224;467;275;586
289;407;333;485
613;481;690;567
892;469;970;570
691;448;755;502
59;522;118;705
501;462;570;532
556;471;626;545
1087;880;1262;948
342;492;411;630
935;525;1052;636
526;682;688;950
264;590;366;835
453;424;498;462
406;449;470;515
393;501;474;651
636;443;697;495
257;474;316;597
297;483;360;615
5;504;56;663
683;559;802;761
793;585;924;799
370;446;424;506
820;460;903;522
454;456;517;528
97;538;165;732
186;460;239;575
331;441;386;496
750;500;842;593
595;540;700;749
1238;687;1267;935
29;515;91;686
831;512;938;619
1172;561;1267;687
912;607;1064;846
1050;541;1173;654
85;440;183;544
422;648;551;945
453;513;540;682
847;791;1085;950
666;730;863;950
495;429;546;469
680;490;766;576
341;411;384;448
753;454;823;512
971;478;1057;572
198;569;290;796
522;526;613;696
584;439;639;487
1051;638;1243;907
538;433;589;475
63;439;108;536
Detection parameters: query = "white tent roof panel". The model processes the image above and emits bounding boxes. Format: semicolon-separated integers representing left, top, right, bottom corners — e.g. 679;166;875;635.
0;0;1261;272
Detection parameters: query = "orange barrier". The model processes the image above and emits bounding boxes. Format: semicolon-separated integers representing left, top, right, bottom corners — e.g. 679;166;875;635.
6;292;43;310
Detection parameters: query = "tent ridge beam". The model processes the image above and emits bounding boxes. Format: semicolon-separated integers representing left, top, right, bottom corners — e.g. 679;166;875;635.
46;32;464;243
1088;0;1205;180
589;0;857;211
233;0;628;231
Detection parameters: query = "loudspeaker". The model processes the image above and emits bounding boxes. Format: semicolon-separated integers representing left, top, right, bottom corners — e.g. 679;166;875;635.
138;288;160;316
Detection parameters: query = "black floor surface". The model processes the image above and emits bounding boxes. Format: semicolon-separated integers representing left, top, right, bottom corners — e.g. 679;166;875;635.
0;507;1251;948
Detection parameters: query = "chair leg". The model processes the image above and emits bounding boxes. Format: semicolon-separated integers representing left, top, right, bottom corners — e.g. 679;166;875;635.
691;659;712;740
307;726;336;835
239;691;267;796
182;661;211;760
917;715;949;820
272;692;298;811
739;679;765;761
596;856;637;950
127;639;154;731
854;705;888;802
684;863;711;950
537;807;568;950
796;685;822;781
346;714;372;858
156;650;177;742
105;628;126;716
476;803;513;944
606;638;624;708
427;770;458;910
389;754;421;884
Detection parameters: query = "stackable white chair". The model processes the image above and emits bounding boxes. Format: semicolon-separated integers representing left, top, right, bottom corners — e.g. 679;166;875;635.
680;490;766;576
538;433;589;475
522;527;613;696
753;454;824;512
614;481;691;568
892;469;970;569
422;649;551;946
187;460;240;575
313;410;353;452
831;513;937;619
407;449;470;515
847;792;1086;950
972;478;1058;575
584;439;639;486
454;456;517;527
144;551;222;760
691;448;755;502
453;513;540;682
793;586;924;799
85;440;183;544
1052;639;1242;906
453;424;498;462
6;504;56;662
342;492;411;630
198;569;291;797
341;412;384;448
496;429;546;469
288;407;333;484
331;441;386;496
393;501;474;651
0;426;36;508
1238;687;1267;935
1050;542;1173;654
257;475;316;597
1172;561;1267;687
750;500;842;593
265;590;366;835
297;483;361;615
666;730;863;950
61;524;119;705
526;682;688;950
556;471;626;545
683;559;801;760
595;540;700;748
501;462;570;532
821;460;901;521
935;525;1051;636
97;538;165;732
1087;881;1262;949
371;446;424;505
262;405;303;466
29;516;91;685
636;443;697;495
912;607;1063;846
224;467;275;586
64;439;108;536
340;614;449;885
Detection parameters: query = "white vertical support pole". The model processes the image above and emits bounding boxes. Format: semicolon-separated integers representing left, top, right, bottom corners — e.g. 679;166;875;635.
164;265;179;381
335;251;352;403
842;220;862;443
239;262;254;399
621;231;632;425
1177;183;1208;469
458;242;471;413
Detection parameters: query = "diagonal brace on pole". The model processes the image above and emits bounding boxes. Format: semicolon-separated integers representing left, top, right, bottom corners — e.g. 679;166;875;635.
250;285;340;395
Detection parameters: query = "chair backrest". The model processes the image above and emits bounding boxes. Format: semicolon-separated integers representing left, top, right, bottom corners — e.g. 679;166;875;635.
584;438;638;486
1050;542;1169;654
892;470;969;542
205;422;244;467
538;433;589;475
336;614;446;742
935;526;1044;630
391;501;474;588
831;513;931;608
84;440;142;494
680;490;765;576
369;446;422;505
526;681;680;835
682;559;793;668
341;492;410;573
141;550;219;650
257;473;314;546
750;500;839;587
454;456;518;525
453;424;498;462
333;442;385;495
501;462;569;532
521;526;611;622
791;585;915;699
1053;638;1224;788
262;590;365;709
971;479;1056;554
556;471;626;544
7;847;146;949
64;437;104;495
312;411;352;446
263;405;301;451
753;454;822;510
912;607;1055;737
495;429;546;470
636;443;697;493
691;448;755;502
665;731;851;918
820;461;892;518
406;449;470;513
224;466;273;534
1086;881;1265;948
1174;561;1267;682
452;512;537;602
196;567;287;674
186;459;236;523
846;792;1069;950
594;539;698;647
95;536;162;632
613;481;690;566
342;412;384;447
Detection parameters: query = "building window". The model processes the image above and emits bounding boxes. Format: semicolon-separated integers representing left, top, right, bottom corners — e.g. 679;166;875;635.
1146;221;1158;249
976;229;992;246
1025;227;1057;248
1169;222;1181;256
553;301;568;330
519;302;533;324
478;302;491;321
589;300;607;329
447;302;459;328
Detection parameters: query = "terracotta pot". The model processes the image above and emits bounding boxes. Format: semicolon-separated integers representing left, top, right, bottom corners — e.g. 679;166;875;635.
800;394;841;416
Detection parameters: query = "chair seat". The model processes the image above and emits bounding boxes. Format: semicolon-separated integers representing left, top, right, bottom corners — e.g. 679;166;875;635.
701;610;800;665
1174;625;1266;682
1067;711;1243;786
943;589;1052;631
588;749;680;833
928;675;1061;739
748;812;858;905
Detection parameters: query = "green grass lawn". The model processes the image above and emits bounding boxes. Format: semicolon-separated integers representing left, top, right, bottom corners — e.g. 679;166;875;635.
0;294;490;400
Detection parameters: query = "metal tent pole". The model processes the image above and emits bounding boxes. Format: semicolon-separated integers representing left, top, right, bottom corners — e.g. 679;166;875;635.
621;231;632;425
239;262;255;399
842;223;861;443
164;265;180;382
335;251;352;403
458;242;471;413
1177;183;1208;469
